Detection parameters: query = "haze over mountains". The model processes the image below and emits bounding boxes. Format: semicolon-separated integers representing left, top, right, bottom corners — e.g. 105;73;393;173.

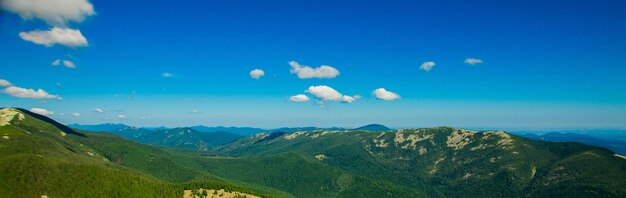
2;107;626;197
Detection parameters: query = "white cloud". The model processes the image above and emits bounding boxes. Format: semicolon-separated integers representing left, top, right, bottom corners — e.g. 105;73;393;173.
30;108;53;116
162;72;174;78
306;85;358;103
306;85;343;101
117;114;126;119
189;109;201;114
59;113;65;116
464;58;483;65
71;112;80;117
341;95;357;104
0;0;95;26
373;88;400;101
51;59;61;66
19;27;88;48
93;108;104;113
3;86;62;100
289;61;340;79
289;94;309;102
0;79;12;87
420;61;436;72
249;69;265;79
63;60;76;68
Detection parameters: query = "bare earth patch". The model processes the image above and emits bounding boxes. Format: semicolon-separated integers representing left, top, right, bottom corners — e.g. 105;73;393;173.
446;129;476;150
183;189;260;198
395;131;433;150
315;154;327;160
283;131;305;140
0;108;24;126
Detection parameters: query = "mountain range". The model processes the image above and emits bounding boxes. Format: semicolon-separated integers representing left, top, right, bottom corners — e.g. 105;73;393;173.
515;132;626;155
3;107;626;197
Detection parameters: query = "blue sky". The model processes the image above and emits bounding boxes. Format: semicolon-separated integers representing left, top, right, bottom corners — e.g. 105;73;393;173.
1;0;625;128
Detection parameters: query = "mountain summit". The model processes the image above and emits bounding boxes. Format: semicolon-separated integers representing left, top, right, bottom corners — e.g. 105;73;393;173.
355;124;390;131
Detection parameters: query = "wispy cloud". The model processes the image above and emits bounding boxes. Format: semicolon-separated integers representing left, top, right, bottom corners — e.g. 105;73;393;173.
63;60;76;68
420;61;436;72
30;108;54;116
162;72;175;78
464;58;483;65
52;59;77;68
289;61;340;79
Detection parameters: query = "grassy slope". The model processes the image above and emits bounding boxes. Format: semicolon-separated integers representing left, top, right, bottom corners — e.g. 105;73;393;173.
0;108;289;198
73;131;294;198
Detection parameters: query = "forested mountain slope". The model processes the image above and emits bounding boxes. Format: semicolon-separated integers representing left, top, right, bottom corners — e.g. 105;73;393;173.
219;128;626;197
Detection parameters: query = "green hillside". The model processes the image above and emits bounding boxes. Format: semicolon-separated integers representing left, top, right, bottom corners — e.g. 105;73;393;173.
2;107;625;198
0;108;285;198
218;128;626;197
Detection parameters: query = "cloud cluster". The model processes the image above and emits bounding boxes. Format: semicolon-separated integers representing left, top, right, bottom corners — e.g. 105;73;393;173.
420;61;436;72
373;88;400;101
71;112;80;117
93;108;104;113
19;27;88;48
52;59;76;68
249;69;265;79
0;0;95;26
30;108;54;116
464;58;483;65
306;85;358;103
289;94;309;102
289;61;340;79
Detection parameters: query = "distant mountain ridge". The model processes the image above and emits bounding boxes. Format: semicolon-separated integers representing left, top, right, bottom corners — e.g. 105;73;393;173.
70;123;389;135
354;124;390;131
517;132;626;155
68;123;129;132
